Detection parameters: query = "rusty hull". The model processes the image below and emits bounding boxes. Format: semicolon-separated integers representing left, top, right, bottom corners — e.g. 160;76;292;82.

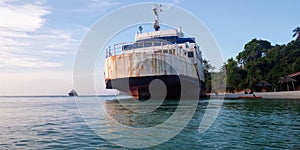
104;52;199;80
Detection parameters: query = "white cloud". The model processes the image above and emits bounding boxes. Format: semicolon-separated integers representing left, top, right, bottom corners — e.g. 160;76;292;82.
0;29;29;38
0;30;78;68
173;0;183;4
87;0;119;9
70;0;120;13
0;0;78;69
0;0;49;32
0;0;116;95
42;50;67;56
1;56;62;68
39;30;78;51
164;0;184;10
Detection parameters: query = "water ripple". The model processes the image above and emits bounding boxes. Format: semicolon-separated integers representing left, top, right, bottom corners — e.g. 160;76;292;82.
0;97;299;149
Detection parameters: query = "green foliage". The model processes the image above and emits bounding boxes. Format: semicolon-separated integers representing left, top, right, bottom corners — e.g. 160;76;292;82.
294;57;300;72
223;38;300;91
203;59;212;92
205;28;300;93
293;27;300;40
203;59;226;93
211;71;226;92
237;39;272;66
224;58;246;90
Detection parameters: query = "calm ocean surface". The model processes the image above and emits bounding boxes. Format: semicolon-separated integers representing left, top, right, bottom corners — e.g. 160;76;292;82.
0;96;300;149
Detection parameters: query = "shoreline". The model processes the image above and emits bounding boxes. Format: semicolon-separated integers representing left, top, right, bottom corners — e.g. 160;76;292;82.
209;91;300;99
1;91;299;100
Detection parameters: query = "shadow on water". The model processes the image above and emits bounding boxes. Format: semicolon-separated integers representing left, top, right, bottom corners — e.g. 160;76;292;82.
104;98;192;128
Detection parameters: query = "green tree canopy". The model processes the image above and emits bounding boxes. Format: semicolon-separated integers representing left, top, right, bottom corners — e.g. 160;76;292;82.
236;39;272;66
222;36;300;92
207;27;300;93
224;58;246;90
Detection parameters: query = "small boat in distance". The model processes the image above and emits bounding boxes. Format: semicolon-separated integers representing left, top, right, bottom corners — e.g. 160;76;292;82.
68;89;78;96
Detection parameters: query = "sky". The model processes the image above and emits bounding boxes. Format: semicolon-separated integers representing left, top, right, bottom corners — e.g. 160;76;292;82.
0;0;299;96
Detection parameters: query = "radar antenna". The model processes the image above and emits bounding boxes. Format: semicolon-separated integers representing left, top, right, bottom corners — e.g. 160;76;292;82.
153;4;162;31
138;26;143;34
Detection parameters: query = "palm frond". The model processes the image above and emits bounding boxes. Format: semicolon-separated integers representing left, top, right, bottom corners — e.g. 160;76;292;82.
293;33;297;37
293;27;300;32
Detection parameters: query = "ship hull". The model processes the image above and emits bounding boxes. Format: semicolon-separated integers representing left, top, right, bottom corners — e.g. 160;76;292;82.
104;52;206;100
106;75;206;100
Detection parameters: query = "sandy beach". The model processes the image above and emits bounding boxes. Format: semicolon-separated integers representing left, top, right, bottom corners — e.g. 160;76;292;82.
209;91;300;99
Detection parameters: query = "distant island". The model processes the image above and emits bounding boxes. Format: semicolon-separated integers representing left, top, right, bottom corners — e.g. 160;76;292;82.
205;27;300;93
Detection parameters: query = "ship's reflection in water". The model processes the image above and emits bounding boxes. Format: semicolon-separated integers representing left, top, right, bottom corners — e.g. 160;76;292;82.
104;99;183;128
76;96;203;148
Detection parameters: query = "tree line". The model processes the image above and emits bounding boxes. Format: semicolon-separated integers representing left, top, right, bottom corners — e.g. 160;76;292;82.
205;27;300;93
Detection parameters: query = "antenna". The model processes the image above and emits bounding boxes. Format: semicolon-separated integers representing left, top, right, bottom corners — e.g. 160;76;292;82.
153;4;162;31
138;26;143;34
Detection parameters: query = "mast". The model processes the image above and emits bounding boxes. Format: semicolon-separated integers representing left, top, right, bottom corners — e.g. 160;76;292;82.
153;4;162;31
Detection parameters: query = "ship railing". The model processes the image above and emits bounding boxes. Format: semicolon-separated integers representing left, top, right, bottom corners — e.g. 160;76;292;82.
105;41;192;59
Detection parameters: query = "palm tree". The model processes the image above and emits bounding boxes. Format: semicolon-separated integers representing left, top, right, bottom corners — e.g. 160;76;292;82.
292;27;300;40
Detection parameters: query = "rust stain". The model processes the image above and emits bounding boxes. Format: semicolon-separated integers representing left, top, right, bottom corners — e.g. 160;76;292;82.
169;55;172;74
140;62;144;70
130;86;139;100
152;54;156;74
158;55;161;75
163;54;167;75
135;64;140;77
110;55;116;61
128;54;132;77
109;56;116;79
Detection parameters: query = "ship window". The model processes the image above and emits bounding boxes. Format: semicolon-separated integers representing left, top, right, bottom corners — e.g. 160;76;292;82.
163;50;168;53
154;42;161;46
188;51;194;58
137;43;143;47
186;42;190;48
170;37;176;43
145;42;152;47
154;50;162;53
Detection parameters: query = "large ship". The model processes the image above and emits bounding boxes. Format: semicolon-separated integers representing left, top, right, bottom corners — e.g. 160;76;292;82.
104;5;206;100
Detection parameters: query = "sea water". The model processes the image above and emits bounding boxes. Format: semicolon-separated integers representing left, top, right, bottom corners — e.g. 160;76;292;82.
0;96;299;149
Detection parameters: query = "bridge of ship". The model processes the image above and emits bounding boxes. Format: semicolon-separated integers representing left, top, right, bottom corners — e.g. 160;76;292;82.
105;36;202;64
